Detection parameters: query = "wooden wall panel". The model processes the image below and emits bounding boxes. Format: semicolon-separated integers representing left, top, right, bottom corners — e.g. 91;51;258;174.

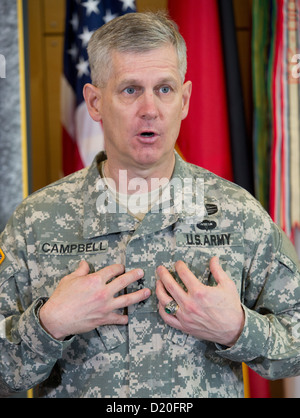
28;0;65;191
45;36;64;183
27;0;48;192
43;0;65;33
136;0;167;12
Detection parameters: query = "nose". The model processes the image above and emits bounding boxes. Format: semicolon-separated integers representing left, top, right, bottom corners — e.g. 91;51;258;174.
138;91;159;120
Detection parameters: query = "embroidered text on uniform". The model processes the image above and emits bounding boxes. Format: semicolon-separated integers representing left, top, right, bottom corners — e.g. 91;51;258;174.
41;241;108;255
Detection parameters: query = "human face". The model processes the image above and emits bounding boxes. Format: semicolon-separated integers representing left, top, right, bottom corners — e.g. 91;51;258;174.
85;45;192;177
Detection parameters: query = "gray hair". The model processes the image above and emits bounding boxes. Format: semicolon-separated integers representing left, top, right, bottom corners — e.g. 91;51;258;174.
87;11;187;87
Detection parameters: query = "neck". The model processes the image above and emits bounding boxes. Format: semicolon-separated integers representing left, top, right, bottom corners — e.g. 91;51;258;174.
104;153;175;195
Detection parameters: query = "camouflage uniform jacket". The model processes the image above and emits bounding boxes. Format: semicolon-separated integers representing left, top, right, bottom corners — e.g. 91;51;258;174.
0;152;300;398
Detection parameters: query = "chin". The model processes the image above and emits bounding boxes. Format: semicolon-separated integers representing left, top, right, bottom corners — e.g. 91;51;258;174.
133;148;163;168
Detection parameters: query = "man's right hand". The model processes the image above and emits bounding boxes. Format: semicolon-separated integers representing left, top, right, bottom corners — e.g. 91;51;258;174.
39;260;150;340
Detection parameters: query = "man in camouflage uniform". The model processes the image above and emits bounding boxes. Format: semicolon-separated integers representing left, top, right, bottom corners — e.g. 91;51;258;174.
0;12;300;398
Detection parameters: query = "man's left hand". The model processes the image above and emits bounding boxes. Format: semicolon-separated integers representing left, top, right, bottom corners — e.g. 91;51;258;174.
156;257;245;347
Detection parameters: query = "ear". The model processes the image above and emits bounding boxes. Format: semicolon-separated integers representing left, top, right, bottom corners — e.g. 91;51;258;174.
83;83;102;122
181;80;192;121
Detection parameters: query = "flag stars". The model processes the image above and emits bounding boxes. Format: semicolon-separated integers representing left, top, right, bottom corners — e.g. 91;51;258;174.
68;43;79;62
76;56;90;78
78;26;95;47
82;0;100;16
70;13;79;31
103;9;118;23
119;0;136;11
65;2;137;83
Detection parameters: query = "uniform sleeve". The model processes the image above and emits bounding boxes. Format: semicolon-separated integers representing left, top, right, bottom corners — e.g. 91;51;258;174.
0;207;73;396
216;203;300;380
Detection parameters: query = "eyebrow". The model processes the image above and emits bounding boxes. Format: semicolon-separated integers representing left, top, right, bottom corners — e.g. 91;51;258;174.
117;79;140;89
117;77;179;90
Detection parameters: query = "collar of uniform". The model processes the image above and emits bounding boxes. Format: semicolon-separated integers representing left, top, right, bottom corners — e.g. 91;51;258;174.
83;152;139;239
131;152;206;237
170;151;206;221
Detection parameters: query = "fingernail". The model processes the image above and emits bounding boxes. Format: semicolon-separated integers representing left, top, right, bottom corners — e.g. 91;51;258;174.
156;266;163;275
137;269;144;278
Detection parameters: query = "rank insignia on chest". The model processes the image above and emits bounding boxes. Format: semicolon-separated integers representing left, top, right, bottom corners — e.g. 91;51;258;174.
0;248;5;265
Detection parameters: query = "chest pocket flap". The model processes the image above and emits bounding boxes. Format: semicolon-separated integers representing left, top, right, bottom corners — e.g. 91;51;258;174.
95;325;126;351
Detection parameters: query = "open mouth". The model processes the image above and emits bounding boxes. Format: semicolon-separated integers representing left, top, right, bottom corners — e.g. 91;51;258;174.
140;131;155;138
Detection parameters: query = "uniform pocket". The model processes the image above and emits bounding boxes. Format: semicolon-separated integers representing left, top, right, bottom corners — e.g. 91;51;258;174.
166;327;205;354
176;228;245;296
95;324;126;351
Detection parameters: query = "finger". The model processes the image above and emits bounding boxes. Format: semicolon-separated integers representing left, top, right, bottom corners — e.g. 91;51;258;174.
102;312;129;326
90;264;126;284
156;265;186;305
107;268;145;296
156;278;174;306
158;301;182;329
209;257;230;285
174;260;206;293
155;278;167;301
156;280;182;318
68;260;90;278
112;287;151;311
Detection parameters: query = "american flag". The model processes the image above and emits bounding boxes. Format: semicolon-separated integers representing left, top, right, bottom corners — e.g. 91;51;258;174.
61;0;136;175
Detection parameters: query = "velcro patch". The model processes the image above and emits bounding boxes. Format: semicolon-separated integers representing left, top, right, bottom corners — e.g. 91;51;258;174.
0;248;5;265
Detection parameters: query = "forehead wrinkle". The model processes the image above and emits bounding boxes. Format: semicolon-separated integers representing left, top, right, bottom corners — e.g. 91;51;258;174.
109;47;181;84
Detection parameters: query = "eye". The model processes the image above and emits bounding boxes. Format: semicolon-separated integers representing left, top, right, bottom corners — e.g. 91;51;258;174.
160;86;171;94
124;87;136;95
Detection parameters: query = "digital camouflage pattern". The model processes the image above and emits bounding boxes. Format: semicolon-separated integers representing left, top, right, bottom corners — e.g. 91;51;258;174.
0;152;300;398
